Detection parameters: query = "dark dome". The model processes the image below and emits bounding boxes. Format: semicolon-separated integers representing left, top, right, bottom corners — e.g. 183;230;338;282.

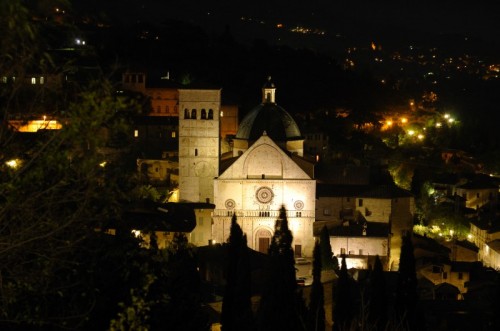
235;103;302;142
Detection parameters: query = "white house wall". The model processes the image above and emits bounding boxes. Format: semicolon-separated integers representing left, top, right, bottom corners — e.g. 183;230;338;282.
330;236;388;257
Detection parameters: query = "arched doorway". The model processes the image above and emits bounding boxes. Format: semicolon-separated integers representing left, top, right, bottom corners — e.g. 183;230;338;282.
255;228;272;254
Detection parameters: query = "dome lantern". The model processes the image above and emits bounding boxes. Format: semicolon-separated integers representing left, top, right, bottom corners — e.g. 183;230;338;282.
262;76;276;104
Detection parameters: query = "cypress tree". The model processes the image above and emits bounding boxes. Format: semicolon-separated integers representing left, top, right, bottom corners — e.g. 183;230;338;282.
221;214;253;331
396;232;418;330
320;225;336;271
160;232;209;330
307;240;325;331
368;255;388;331
333;255;352;331
257;206;304;331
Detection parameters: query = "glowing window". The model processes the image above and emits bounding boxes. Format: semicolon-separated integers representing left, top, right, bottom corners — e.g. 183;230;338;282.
31;77;36;84
39;76;44;84
171;131;176;138
134;130;139;137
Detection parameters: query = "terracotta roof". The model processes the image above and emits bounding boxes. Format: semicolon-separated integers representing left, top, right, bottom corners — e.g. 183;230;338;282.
453;240;479;252
487;239;500;253
121;201;215;232
313;221;389;237
450;261;481;272
358;185;413;198
456;181;498;190
316;183;369;198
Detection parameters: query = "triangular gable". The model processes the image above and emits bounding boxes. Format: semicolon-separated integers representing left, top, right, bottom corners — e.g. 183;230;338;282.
218;134;311;180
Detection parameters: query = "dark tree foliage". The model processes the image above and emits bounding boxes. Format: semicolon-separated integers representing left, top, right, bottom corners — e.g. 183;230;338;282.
157;233;210;331
0;2;148;328
332;255;354;331
108;232;211;331
221;214;254;331
396;233;418;331
367;255;388;331
307;240;325;331
257;206;305;331
320;225;336;271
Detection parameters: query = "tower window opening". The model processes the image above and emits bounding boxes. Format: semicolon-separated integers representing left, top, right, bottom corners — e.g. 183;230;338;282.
191;109;197;119
201;109;207;119
208;109;214;119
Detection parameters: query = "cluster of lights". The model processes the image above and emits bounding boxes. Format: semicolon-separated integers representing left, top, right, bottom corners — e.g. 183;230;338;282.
407;130;425;140
290;26;325;35
436;113;456;128
344;59;355;68
5;159;21;169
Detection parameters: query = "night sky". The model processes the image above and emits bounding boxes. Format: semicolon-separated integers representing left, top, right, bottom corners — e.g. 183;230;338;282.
74;0;500;47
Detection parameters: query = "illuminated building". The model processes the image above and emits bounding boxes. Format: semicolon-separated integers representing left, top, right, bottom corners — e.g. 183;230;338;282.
211;78;315;256
178;88;221;204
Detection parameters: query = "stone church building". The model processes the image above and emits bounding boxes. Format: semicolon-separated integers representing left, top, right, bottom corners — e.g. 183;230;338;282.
140;76;415;263
177;78;316;256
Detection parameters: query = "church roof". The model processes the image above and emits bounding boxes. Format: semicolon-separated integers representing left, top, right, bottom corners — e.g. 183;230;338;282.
235;103;302;142
235;78;302;142
218;133;311;180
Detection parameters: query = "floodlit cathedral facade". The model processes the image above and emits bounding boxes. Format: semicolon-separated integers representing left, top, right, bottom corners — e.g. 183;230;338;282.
178;78;316;256
213;133;315;256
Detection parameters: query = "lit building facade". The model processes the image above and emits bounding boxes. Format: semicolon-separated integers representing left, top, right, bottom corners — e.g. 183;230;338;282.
210;79;315;256
213;134;316;256
178;88;221;204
